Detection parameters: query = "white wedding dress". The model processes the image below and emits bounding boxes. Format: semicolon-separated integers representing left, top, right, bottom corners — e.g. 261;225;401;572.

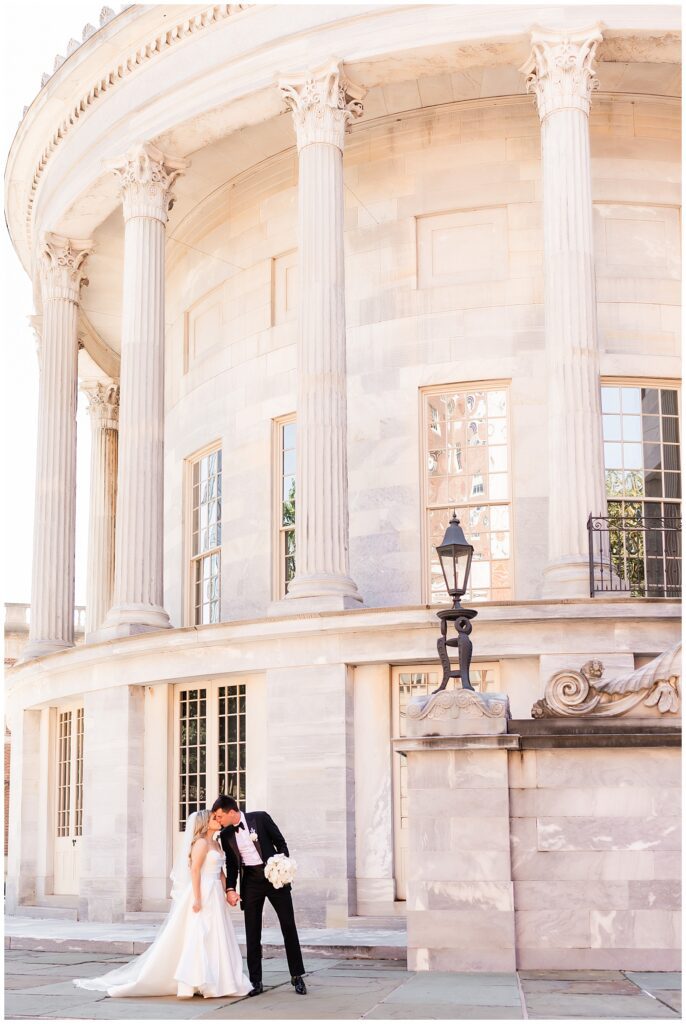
74;845;251;999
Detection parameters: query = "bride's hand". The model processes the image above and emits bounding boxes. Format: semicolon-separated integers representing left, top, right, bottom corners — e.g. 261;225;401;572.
192;900;201;913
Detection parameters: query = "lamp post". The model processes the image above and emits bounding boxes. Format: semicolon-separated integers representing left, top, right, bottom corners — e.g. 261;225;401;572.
433;512;477;693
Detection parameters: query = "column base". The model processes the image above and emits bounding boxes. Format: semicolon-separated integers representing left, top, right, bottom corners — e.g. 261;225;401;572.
269;572;363;615
94;603;172;640
20;639;74;662
542;556;631;599
268;593;364;616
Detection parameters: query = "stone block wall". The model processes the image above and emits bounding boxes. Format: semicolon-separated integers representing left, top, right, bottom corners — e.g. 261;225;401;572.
509;745;681;970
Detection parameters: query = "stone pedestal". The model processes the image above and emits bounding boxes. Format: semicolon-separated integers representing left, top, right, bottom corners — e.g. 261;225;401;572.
5;709;41;912
80;685;144;921
396;689;518;972
265;663;356;926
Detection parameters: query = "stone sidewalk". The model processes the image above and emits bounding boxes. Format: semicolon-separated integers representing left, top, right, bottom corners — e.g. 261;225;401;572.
5;950;682;1020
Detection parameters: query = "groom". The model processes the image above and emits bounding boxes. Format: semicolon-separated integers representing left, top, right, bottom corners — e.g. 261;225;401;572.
211;795;307;997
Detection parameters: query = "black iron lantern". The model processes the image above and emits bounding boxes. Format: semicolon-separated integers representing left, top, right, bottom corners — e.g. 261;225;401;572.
437;512;474;607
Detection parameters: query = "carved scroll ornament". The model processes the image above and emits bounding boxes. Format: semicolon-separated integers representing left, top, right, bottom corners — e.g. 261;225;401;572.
532;643;681;718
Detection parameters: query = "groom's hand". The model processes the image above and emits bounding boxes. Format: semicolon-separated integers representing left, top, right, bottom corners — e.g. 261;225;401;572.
226;889;239;907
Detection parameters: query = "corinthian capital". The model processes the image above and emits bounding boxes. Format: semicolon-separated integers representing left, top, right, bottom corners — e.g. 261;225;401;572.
81;379;120;429
522;26;603;121
38;233;93;304
279;60;365;152
111;143;188;223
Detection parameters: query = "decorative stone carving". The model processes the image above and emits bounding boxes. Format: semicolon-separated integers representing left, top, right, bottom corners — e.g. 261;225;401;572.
532;644;682;718
279;59;365;152
111;143;187;223
406;689;510;737
83;381;120;429
38;233;92;303
27;6;250;249
522;26;603;120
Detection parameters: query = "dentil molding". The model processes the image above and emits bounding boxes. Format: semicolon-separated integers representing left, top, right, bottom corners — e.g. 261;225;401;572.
24;5;251;249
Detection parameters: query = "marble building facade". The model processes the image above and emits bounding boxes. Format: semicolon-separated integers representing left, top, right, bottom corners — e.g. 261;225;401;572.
4;4;681;970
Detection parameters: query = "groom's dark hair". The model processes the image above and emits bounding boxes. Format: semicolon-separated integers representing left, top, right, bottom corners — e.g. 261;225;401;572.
212;795;239;813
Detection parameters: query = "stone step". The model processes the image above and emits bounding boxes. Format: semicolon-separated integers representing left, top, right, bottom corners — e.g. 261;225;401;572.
347;915;407;931
17;904;78;921
5;916;407;961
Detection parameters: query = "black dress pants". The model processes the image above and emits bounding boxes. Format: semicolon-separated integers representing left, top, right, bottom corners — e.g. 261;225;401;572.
241;865;305;984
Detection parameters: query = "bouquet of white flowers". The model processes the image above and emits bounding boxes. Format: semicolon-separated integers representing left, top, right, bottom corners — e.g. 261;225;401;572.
264;852;297;889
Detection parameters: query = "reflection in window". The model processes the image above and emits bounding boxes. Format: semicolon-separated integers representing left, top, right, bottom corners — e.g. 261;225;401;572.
276;417;296;597
178;688;207;830
191;448;222;625
425;386;512;602
602;385;681;597
218;684;246;806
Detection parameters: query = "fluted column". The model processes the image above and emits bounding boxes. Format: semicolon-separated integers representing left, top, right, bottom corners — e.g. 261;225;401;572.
100;144;187;637
24;235;92;660
523;27;608;597
276;61;364;611
81;380;119;637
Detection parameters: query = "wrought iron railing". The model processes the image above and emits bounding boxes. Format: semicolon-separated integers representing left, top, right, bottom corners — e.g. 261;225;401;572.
587;512;682;598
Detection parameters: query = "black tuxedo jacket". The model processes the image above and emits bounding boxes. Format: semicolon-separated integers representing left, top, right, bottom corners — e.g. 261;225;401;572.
220;811;290;897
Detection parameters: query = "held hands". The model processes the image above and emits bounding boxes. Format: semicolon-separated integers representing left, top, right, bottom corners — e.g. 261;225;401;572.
226;889;239;907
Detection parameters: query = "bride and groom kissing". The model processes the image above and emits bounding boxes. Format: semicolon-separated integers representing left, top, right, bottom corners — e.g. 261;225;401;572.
75;795;307;1000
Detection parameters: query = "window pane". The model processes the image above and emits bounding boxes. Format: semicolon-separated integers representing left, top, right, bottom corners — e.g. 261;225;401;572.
277;419;297;595
621;387;641;414
425;387;511;603
601;387;620;413
190;449;222;625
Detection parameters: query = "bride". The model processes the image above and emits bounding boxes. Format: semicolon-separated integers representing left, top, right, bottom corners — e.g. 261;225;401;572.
74;810;251;999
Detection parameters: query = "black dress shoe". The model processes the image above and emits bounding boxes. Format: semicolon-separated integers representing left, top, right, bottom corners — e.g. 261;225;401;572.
248;983;263;997
291;975;307;995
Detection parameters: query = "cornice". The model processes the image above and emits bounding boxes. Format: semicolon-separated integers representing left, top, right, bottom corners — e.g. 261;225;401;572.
23;4;251;254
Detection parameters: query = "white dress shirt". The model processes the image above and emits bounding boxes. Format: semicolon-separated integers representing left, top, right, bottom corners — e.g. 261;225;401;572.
234;812;263;866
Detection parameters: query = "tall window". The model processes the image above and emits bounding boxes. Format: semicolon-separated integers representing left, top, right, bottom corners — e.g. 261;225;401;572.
275;417;296;597
177;682;247;832
57;711;72;838
178;687;207;831
218;684;246;806
423;384;512;602
190;447;222;624
602;383;681;596
74;708;84;837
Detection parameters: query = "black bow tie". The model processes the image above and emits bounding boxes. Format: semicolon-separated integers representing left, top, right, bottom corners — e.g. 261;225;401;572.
231;822;245;833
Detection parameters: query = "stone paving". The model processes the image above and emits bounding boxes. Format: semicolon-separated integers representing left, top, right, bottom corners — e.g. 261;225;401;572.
4;951;681;1020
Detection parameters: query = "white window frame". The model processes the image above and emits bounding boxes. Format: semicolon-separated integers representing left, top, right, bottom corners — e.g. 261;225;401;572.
184;441;222;627
272;414;296;600
173;680;247;836
600;376;681;597
419;380;514;605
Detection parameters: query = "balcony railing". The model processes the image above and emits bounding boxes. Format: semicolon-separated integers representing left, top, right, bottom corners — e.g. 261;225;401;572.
587;512;682;598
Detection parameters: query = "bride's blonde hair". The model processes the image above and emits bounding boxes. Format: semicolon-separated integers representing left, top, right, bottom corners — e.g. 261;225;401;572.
188;809;212;864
